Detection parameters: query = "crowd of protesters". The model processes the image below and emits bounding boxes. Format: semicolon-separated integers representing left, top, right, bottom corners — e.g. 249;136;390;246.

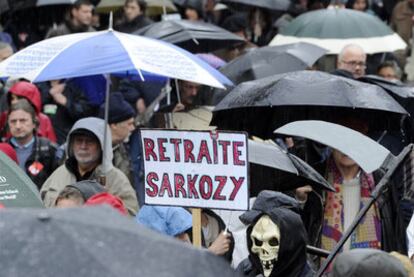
2;0;414;276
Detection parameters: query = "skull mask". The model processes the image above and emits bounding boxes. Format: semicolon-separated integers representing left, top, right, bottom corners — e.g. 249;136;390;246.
250;215;280;277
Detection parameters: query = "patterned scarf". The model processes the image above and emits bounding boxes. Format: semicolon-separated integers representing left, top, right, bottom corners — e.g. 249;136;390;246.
321;159;382;251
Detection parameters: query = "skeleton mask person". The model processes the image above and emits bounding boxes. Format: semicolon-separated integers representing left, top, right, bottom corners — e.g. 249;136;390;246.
238;190;312;277
250;215;281;277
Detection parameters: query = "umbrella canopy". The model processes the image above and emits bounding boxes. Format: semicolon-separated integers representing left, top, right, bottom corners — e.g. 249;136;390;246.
219;42;328;85
220;0;291;11
0;206;240;277
270;8;407;54
96;0;177;16
274;120;391;173
0;29;231;89
2;0;75;11
134;19;245;53
212;70;408;138
358;75;414;99
248;139;334;193
0;152;43;208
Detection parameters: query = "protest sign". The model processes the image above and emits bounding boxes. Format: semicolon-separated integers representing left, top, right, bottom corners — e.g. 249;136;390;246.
140;129;249;210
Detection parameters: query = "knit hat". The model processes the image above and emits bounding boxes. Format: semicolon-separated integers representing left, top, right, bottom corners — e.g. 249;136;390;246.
67;180;106;201
98;92;135;124
85;192;128;216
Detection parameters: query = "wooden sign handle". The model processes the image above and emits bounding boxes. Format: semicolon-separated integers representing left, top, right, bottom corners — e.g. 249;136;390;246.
191;208;202;248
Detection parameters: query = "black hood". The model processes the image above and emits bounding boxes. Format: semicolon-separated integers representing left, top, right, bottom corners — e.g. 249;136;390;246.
240;190;308;277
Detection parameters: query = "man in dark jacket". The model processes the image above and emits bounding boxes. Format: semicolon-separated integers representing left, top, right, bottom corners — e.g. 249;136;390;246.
7;100;60;190
46;0;95;38
38;80;96;145
237;190;313;277
115;0;153;34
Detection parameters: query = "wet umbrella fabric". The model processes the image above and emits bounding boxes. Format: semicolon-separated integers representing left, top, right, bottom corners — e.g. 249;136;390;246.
358;75;414;99
134;19;245;53
0;29;231;89
212;70;407;138
1;0;76;12
219;42;328;85
248;139;334;193
270;8;406;54
220;0;291;11
0;152;43;208
0;206;241;277
274;120;391;173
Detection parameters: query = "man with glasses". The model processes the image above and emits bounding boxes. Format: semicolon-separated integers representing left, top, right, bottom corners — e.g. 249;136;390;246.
337;44;367;79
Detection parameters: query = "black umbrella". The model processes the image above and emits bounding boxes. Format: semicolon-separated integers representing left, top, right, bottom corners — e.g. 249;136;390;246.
134;19;245;53
248;139;334;194
220;42;327;85
220;0;291;11
358;75;414;99
3;0;76;11
212;70;408;138
0;206;241;277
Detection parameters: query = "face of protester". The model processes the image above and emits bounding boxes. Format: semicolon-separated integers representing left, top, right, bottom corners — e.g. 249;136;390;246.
110;117;135;144
353;0;367;11
8;109;36;144
0;46;13;62
185;8;200;21
72;4;93;27
332;149;357;169
72;134;101;167
378;66;399;81
337;47;367;79
56;198;84;208
180;81;201;106
124;1;142;22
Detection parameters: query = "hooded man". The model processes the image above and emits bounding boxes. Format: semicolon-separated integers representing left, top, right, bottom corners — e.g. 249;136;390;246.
237;190;312;277
41;117;138;215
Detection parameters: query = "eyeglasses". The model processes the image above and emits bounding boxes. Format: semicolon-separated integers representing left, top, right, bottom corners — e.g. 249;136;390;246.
341;60;366;69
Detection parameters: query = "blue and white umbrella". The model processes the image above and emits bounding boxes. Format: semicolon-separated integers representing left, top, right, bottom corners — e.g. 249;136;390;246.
0;29;231;89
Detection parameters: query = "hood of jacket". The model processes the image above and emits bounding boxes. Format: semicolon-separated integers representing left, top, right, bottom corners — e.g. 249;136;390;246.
66;117;113;173
136;205;192;237
9;81;42;114
240;190;308;277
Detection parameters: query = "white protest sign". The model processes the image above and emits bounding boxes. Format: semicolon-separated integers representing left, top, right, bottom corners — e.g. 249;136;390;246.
140;129;249;210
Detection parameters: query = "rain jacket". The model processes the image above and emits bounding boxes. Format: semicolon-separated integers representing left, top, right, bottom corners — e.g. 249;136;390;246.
115;14;153;34
0;82;57;142
9;136;60;191
237;191;313;277
46;19;95;38
40;117;139;215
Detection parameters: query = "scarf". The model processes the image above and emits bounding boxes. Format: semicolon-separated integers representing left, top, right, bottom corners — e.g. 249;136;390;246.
321;159;381;251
